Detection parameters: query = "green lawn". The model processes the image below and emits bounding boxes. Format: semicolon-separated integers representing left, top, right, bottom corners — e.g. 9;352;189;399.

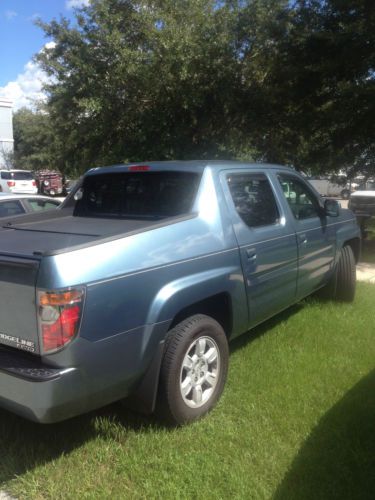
1;284;374;500
362;219;375;264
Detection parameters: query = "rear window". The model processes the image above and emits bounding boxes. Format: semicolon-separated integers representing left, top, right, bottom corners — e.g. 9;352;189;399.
1;171;34;181
0;200;25;217
74;171;201;218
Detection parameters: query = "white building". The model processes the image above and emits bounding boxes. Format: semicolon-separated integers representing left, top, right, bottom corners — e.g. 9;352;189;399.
0;98;14;169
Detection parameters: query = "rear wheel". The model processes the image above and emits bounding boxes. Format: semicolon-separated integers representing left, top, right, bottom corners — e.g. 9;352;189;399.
157;314;229;425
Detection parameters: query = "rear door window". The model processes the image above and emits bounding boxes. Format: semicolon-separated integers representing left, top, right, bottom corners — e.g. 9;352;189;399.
27;199;60;212
227;173;280;227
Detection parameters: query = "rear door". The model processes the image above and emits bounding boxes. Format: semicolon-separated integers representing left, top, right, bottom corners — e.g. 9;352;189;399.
221;170;298;328
277;173;336;299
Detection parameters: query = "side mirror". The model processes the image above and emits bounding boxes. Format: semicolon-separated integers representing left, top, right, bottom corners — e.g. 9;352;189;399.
74;188;84;201
324;198;340;217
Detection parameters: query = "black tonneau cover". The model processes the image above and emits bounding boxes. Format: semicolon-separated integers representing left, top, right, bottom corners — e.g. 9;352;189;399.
0;208;193;257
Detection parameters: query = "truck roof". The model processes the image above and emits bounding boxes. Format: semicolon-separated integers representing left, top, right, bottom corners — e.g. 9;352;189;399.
86;161;294;176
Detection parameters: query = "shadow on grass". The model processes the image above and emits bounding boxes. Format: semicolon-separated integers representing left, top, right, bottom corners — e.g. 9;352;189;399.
0;401;161;485
229;302;304;354
275;369;375;500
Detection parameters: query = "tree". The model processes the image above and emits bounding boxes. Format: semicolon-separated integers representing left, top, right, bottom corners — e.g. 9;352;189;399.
0;146;15;170
250;0;375;174
13;107;55;171
34;0;374;176
36;0;247;173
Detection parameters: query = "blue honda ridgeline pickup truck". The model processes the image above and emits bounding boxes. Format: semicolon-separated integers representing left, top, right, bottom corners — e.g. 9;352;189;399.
0;162;360;425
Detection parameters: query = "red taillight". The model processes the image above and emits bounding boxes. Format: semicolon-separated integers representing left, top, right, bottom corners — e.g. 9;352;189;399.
7;181;15;187
38;288;85;353
128;165;150;172
32;180;36;186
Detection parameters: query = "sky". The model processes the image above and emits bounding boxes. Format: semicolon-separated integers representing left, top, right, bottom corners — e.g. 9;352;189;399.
0;0;90;110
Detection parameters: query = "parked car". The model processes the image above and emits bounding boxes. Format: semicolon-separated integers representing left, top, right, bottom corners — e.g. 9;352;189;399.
348;184;375;237
35;170;64;196
0;194;61;218
0;169;38;194
0;162;360;425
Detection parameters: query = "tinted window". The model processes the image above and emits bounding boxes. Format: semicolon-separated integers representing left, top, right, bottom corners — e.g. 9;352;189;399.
0;200;25;217
1;171;34;180
75;171;201;218
227;173;279;227
279;175;320;220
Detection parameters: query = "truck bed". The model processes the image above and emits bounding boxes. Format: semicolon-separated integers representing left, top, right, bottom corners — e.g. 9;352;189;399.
0;208;187;257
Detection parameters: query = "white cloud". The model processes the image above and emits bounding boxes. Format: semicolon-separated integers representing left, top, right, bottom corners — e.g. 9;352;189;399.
0;51;52;111
44;41;56;50
29;13;41;22
66;0;90;9
5;10;17;20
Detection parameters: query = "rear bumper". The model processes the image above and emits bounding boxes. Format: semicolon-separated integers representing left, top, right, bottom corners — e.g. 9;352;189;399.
0;348;86;423
353;213;374;226
0;321;169;423
350;207;375;218
11;188;38;194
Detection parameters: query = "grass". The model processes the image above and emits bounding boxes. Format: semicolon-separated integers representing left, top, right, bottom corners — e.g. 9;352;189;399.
1;283;375;499
361;219;375;264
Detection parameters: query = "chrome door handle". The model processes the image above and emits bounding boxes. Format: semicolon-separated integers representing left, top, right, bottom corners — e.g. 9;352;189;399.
246;248;257;261
298;233;307;245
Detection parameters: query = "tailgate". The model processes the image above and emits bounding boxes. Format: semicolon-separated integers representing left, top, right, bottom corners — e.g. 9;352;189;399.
15;180;31;189
0;256;41;354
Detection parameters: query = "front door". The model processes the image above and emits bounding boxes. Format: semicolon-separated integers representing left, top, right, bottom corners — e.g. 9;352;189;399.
277;173;336;299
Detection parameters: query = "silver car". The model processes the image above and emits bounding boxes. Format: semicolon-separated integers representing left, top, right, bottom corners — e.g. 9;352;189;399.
0;193;60;218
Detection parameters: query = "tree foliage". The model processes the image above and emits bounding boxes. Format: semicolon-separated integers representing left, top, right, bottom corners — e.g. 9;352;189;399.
22;0;374;176
13;107;55;171
275;0;375;175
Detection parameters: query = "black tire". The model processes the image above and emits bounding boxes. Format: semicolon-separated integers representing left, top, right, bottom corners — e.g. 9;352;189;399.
321;245;356;302
336;245;356;301
157;314;229;425
341;189;350;200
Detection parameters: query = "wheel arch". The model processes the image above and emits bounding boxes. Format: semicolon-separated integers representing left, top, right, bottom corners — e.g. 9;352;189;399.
169;292;233;338
145;266;246;339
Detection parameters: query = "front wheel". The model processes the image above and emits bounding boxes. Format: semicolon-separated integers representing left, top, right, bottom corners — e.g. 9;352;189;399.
320;245;356;302
341;189;350;200
157;314;229;425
